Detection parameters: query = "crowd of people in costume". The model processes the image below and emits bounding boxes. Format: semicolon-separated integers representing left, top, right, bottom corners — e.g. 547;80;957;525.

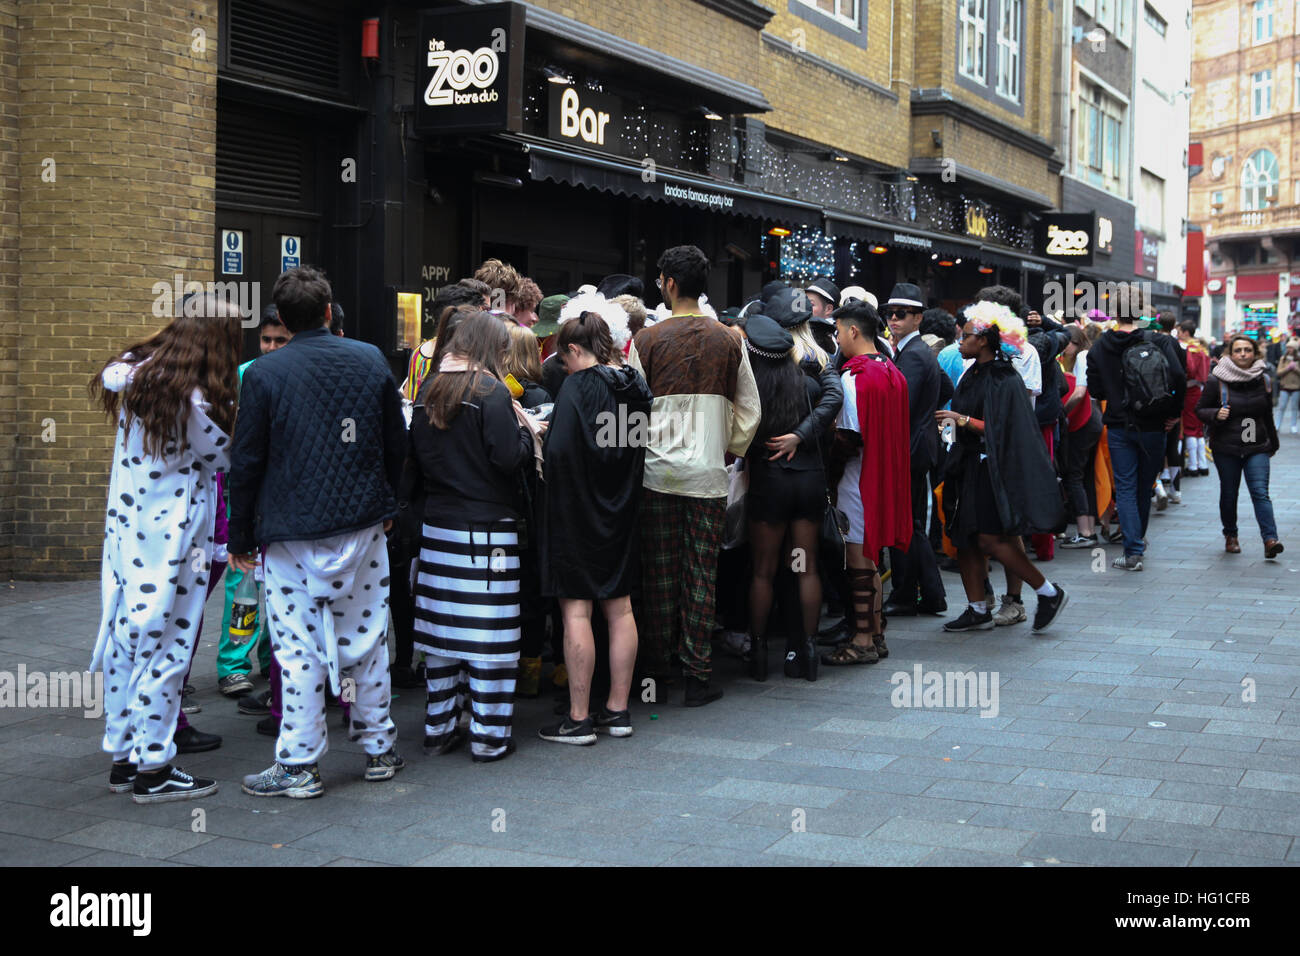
90;246;1285;802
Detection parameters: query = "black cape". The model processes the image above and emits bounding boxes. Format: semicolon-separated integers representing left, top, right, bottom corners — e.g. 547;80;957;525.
540;364;653;599
944;357;1065;541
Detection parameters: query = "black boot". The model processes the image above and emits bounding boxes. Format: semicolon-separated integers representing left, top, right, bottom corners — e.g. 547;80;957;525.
802;634;819;683
749;634;768;682
684;676;723;707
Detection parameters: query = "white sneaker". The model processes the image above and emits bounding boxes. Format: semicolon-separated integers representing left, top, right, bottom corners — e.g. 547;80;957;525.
992;596;1027;626
1168;489;1181;505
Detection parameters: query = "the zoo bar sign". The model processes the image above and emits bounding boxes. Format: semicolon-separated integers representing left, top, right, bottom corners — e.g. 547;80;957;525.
416;2;526;135
1034;212;1096;267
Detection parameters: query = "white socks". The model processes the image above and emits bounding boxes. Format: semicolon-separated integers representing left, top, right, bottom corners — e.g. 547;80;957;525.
1035;581;1058;598
971;601;988;615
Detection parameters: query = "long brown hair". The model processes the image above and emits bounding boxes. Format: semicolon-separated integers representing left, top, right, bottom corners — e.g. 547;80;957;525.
90;295;243;458
423;311;509;429
503;321;543;384
427;304;482;376
555;311;615;365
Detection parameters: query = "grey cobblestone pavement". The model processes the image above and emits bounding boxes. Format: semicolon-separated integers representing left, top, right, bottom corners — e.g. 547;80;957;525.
3;440;1300;867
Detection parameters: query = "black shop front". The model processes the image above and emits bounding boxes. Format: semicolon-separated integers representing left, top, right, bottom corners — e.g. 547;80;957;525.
411;1;821;327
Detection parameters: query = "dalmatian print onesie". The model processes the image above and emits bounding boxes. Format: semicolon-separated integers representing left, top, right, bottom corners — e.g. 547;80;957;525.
90;360;229;770
263;524;397;765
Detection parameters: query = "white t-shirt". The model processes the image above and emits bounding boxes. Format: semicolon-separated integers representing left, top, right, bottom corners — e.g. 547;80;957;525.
836;368;867;545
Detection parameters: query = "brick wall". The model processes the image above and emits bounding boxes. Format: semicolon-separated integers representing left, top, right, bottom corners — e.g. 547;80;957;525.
8;2;219;578
0;1;16;576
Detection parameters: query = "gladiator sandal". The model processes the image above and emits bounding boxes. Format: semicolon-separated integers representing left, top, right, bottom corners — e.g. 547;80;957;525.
823;568;880;666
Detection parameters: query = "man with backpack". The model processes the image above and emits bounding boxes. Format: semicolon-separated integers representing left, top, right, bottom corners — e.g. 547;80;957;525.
1086;286;1186;571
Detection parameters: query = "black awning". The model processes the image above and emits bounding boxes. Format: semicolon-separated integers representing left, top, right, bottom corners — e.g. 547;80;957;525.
825;213;980;260
524;140;823;226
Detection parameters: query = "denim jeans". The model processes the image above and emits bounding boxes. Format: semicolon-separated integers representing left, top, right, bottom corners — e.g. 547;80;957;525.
1107;427;1167;556
1276;389;1300;431
1215;452;1278;542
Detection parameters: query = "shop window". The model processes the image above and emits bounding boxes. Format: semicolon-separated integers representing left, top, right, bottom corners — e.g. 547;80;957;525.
1241;149;1279;210
1255;0;1275;44
995;0;1022;102
1252;70;1273;119
959;0;987;83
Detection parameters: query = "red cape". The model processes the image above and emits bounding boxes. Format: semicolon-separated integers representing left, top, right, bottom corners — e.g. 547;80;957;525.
844;353;912;558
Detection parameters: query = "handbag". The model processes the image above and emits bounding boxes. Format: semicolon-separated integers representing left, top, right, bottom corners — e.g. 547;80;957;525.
805;390;849;567
722;459;749;550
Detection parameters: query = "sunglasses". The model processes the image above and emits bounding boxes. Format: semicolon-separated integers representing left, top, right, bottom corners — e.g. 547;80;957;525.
887;309;918;320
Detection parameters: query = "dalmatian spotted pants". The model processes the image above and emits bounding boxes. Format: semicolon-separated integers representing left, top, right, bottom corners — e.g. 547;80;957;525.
263;523;397;766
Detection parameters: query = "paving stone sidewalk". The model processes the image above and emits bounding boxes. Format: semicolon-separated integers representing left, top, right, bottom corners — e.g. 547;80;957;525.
3;440;1300;867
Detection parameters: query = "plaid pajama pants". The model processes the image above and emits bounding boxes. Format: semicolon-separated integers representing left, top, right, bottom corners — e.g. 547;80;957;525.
638;490;727;682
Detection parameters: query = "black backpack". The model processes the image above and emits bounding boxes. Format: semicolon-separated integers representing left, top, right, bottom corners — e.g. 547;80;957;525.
1120;331;1177;419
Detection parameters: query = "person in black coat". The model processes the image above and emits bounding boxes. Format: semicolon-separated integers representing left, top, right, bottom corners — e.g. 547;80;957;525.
538;313;652;744
880;283;949;616
1196;334;1284;557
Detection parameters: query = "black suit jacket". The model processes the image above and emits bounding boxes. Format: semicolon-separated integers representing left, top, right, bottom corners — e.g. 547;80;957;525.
894;335;944;470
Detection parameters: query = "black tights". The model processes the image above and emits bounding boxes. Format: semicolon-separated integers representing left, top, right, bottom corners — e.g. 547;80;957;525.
748;518;821;645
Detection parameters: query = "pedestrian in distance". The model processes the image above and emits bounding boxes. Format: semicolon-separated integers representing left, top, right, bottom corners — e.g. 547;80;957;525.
1197;334;1284;559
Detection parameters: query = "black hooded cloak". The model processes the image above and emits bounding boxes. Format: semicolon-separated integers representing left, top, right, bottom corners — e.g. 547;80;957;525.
540;363;653;599
943;356;1066;544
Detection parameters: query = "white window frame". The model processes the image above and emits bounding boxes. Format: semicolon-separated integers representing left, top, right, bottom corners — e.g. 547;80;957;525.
1115;0;1132;45
1097;0;1116;32
1241;148;1279;210
1076;80;1127;195
795;0;860;30
1077;0;1095;15
1211;190;1225;207
1143;3;1166;36
1255;0;1275;44
959;0;988;83
1252;69;1273;118
996;0;1022;102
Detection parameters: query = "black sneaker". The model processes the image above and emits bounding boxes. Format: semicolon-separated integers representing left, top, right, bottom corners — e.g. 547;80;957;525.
943;607;995;632
238;689;272;716
684;677;723;707
783;649;804;678
256;715;279;737
108;761;137;794
538;715;597;745
174;725;222;753
816;618;851;646
1032;584;1069;632
593;707;633;738
364;748;406;781
131;764;218;804
218;673;254;697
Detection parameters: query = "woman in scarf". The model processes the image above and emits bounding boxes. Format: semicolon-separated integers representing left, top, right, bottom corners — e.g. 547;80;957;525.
537;312;652;743
821;300;911;666
935;302;1069;633
407;312;543;762
1196;334;1283;557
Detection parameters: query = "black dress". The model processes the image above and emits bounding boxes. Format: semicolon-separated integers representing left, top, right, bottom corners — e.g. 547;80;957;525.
944;357;1065;547
540;364;653;599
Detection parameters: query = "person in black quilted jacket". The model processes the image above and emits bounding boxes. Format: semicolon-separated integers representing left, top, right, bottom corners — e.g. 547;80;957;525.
228;266;407;798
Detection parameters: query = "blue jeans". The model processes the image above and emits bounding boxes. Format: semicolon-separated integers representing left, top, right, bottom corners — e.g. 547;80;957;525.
1215;452;1278;542
1107;428;1167;556
1276;389;1299;431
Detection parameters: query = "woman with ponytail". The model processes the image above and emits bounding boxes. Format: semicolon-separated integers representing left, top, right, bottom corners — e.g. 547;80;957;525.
538;312;652;744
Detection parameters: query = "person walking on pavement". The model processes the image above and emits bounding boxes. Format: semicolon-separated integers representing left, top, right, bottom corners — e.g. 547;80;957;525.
936;302;1068;633
1275;340;1300;435
629;245;761;707
880;283;950;619
230;266;407;798
1197;334;1285;558
1177;319;1212;475
1085;285;1186;571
